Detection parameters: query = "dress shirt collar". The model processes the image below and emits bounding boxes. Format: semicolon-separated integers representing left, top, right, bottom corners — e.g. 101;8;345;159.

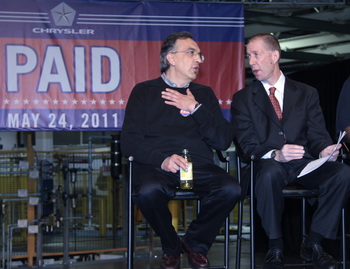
262;71;285;93
262;71;285;108
161;73;190;88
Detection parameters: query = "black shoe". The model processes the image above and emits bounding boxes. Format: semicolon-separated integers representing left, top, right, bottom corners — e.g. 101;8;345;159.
180;238;210;268
263;247;284;269
160;253;180;269
300;239;337;269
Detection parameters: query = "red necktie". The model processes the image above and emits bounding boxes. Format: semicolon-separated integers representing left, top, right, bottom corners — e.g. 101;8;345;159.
269;87;282;121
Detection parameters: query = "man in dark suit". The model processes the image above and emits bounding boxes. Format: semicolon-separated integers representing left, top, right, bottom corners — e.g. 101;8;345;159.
231;33;350;269
336;76;350;143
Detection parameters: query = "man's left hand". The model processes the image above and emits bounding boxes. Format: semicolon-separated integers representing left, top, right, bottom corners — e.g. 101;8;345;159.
320;144;341;161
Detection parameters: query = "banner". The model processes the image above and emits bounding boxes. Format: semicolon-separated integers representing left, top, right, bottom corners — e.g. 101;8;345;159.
0;0;244;131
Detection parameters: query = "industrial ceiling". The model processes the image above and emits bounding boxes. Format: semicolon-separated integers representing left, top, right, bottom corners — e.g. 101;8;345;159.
240;0;350;79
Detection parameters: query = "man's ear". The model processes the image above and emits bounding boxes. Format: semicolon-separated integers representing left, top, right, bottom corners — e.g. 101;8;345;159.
166;53;175;66
272;50;280;64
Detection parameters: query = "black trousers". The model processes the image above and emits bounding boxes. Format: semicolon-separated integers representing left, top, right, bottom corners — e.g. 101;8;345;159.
132;163;241;255
254;159;350;240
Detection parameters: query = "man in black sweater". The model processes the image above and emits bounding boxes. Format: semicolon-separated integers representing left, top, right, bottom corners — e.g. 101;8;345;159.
121;31;241;269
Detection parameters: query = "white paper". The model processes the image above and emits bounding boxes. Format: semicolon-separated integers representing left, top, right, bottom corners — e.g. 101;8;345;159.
297;131;346;178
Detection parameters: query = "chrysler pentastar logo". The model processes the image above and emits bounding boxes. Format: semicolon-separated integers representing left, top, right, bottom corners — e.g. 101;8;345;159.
51;2;76;26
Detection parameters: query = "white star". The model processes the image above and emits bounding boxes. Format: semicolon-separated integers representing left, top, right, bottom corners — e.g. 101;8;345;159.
33;99;40;105
4;99;10;104
14;99;19;104
100;99;106;105
62;99;68;105
23;99;30;104
226;99;232;105
91;99;97;105
119;99;125;105
218;99;223;105
43;99;49;105
72;99;78;105
81;99;87;105
109;99;115;105
53;99;59;105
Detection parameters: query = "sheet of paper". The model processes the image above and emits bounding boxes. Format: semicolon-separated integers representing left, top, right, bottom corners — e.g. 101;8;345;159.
297;131;346;178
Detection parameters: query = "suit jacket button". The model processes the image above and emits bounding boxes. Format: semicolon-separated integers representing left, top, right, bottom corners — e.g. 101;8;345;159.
278;132;284;136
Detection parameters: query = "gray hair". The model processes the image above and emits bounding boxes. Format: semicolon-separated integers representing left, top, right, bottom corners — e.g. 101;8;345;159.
160;31;193;73
248;33;281;54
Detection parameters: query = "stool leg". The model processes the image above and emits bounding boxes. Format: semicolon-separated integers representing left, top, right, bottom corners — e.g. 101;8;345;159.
250;199;255;269
235;200;243;269
302;198;307;237
250;162;255;269
168;200;179;232
127;159;134;269
341;207;346;269
224;215;230;268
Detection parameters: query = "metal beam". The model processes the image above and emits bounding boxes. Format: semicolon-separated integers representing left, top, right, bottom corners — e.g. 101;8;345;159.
245;10;350;34
279;33;350;50
241;0;346;5
281;50;344;62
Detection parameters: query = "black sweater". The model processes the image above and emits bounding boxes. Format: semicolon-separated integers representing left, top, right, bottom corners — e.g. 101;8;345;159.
121;77;233;168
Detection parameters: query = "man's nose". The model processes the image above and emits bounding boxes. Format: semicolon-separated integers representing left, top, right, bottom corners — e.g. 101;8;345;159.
248;57;255;66
195;54;203;63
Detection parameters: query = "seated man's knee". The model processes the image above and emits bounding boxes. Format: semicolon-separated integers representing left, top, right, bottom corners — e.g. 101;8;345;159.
336;164;350;188
220;178;241;202
255;166;287;193
133;181;165;204
256;162;286;185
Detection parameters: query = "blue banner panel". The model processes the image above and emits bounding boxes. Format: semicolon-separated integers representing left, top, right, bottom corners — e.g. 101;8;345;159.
0;0;244;131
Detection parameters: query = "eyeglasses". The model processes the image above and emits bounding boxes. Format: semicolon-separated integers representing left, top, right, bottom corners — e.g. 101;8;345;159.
171;49;205;62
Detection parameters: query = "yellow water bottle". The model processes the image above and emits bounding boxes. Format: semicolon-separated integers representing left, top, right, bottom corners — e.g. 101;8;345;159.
180;149;193;189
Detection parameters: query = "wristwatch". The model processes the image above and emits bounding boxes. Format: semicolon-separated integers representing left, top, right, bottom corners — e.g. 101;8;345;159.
271;150;276;159
191;103;201;114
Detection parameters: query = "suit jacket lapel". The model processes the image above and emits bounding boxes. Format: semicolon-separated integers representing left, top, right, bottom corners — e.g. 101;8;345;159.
252;82;281;126
282;78;298;123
